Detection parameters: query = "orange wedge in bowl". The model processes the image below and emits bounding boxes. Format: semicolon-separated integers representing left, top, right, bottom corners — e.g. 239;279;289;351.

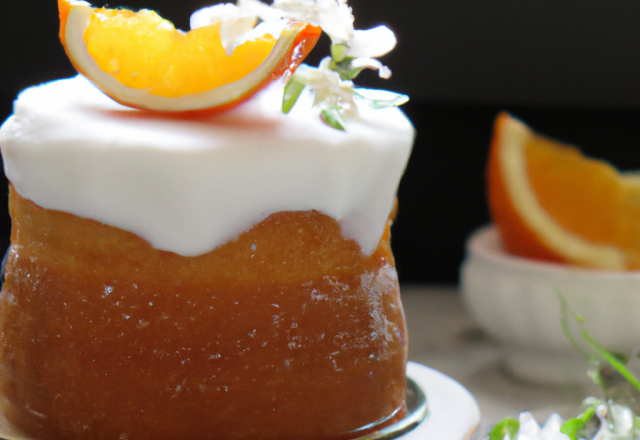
58;0;321;113
487;112;640;270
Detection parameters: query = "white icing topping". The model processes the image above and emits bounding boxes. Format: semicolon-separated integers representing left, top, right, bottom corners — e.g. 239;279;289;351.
0;75;414;256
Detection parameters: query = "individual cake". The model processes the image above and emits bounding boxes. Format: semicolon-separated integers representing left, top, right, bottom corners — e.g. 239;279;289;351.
0;0;416;437
0;68;414;439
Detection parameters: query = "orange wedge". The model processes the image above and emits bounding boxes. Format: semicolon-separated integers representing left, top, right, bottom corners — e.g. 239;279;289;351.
487;112;640;270
58;0;321;113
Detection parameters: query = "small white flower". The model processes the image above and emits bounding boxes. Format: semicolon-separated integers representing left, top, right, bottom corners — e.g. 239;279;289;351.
189;0;405;128
346;26;396;58
593;405;614;440
294;59;357;117
351;57;391;79
539;413;570;440
237;0;283;22
190;0;394;62
509;412;571;440
518;412;543;440
271;0;354;43
192;0;356;46
190;3;240;28
190;3;259;55
609;403;635;436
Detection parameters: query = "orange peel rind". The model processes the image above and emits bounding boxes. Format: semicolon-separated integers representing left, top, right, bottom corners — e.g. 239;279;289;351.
58;0;321;113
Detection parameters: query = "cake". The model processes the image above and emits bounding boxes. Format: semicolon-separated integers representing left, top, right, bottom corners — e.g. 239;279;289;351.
0;1;415;438
0;77;414;440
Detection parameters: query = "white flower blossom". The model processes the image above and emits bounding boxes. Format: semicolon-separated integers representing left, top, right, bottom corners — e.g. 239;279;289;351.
347;26;396;58
504;405;640;440
190;0;394;78
294;59;358;117
270;0;355;43
190;4;257;55
516;412;570;440
191;0;405;129
351;57;391;79
191;0;355;45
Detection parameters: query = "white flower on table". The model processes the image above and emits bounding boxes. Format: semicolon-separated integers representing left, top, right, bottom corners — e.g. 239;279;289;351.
594;403;636;440
500;404;638;440
516;412;570;440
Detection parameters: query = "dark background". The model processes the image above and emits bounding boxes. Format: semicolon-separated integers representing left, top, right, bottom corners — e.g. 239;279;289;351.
1;0;639;283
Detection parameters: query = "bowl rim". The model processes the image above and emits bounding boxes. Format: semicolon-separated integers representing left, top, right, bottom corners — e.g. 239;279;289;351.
465;225;640;278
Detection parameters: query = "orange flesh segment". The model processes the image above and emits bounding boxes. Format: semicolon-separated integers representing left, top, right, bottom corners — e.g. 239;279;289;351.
487;112;640;270
84;9;276;98
525;135;620;246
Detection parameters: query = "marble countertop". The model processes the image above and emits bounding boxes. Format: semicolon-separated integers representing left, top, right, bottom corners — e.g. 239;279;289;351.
401;285;601;436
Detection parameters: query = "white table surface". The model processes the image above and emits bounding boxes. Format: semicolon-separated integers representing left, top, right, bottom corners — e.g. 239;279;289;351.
401;285;600;436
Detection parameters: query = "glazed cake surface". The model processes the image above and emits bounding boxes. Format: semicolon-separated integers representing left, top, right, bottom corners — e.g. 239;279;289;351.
0;75;414;256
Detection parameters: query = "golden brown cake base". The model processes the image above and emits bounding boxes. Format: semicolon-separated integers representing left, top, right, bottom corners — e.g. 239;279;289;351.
0;186;407;440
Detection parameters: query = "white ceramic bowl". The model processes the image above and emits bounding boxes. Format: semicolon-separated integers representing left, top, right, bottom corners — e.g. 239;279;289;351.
460;226;640;383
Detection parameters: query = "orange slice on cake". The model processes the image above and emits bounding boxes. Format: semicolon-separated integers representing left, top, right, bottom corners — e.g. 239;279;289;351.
58;0;321;113
487;112;640;270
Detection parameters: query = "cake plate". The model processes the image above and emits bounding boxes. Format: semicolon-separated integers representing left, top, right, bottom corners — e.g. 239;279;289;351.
383;362;480;440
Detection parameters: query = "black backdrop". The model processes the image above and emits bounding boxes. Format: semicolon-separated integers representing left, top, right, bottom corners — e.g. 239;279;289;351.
1;0;639;283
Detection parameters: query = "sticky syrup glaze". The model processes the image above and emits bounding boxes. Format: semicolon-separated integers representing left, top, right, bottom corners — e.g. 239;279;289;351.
0;186;407;440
